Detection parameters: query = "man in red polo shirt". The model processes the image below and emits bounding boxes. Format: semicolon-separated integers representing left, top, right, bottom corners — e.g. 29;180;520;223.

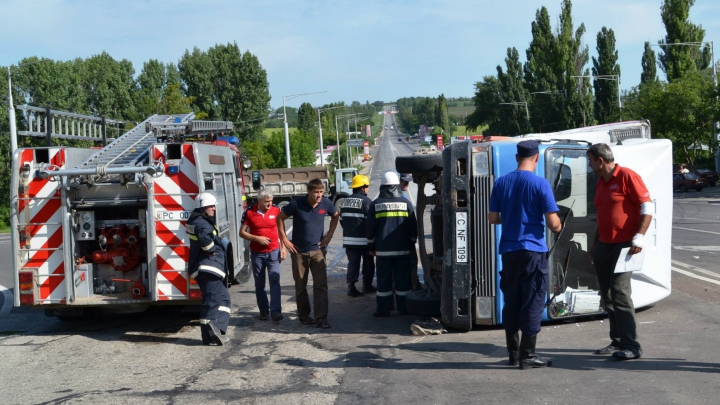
241;189;287;322
588;143;653;360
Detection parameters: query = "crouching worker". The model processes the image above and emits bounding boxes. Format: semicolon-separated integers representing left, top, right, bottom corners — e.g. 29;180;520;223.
188;191;231;345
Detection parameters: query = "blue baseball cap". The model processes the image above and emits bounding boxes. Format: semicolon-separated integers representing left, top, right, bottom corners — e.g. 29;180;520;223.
517;140;539;157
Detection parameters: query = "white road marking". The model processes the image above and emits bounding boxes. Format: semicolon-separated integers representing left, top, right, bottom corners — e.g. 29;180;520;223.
672;267;720;286
672;226;720;236
671;260;720;280
673;217;720;224
672;246;720;253
0;284;13;314
286;226;293;237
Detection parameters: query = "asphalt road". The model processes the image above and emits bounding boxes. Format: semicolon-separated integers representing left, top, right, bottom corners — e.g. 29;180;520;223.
2;115;720;404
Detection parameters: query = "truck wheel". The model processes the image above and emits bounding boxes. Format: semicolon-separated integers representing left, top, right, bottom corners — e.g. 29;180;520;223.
396;152;443;173
405;289;441;318
226;246;240;286
679;184;687;193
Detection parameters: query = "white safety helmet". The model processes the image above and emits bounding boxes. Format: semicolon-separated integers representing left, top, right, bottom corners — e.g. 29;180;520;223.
197;191;218;208
381;171;400;186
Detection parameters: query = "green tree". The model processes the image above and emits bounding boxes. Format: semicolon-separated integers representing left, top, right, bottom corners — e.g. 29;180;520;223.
658;0;711;82
178;47;215;117
82;52;139;120
524;6;563;132
557;0;593;129
592;27;621;124
497;47;530;134
640;41;658;85
435;94;449;132
466;75;502;134
265;129;315;168
297;102;316;135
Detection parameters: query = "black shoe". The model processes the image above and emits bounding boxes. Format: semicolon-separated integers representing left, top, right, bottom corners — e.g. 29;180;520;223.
207;323;229;346
518;334;551;369
258;311;269;321
594;344;620;355
373;311;391;317
316;321;331;329
520;356;552;369
612;348;643;360
347;283;363;297
363;284;377;294
300;316;315;325
271;312;284;322
508;351;519;366
505;331;520;366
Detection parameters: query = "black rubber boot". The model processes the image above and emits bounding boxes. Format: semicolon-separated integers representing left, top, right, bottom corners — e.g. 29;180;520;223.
347;283;363;297
505;330;520;366
519;334;552;370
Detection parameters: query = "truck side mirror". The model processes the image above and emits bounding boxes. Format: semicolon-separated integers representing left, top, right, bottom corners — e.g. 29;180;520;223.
252;171;261;190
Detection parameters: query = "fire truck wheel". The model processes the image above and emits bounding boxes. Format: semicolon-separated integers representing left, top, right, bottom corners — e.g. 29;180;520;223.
405;289;441;318
395;152;443;173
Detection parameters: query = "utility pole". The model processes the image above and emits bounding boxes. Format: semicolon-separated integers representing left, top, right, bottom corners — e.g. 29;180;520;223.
499;102;530;132
282;91;326;168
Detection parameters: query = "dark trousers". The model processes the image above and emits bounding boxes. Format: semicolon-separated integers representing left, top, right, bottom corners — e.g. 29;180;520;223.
376;256;412;313
197;272;231;335
346;247;375;286
291;250;328;323
593;241;641;350
500;250;548;336
252;248;282;314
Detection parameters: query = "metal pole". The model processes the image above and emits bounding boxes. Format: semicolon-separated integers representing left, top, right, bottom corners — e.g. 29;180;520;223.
101;116;107;146
45;105;52;146
712;41;719;174
317;108;324;166
283;96;291;168
8;67;18;153
616;75;622;121
524;102;530;132
335;114;341;168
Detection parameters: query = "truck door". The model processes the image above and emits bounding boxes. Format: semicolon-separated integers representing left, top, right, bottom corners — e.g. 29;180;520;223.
544;147;604;318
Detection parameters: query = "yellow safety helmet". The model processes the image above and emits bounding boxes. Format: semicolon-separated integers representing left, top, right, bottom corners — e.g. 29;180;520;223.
350;174;370;189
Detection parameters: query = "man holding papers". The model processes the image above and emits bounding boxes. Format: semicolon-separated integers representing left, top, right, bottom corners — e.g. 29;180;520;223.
588;143;653;360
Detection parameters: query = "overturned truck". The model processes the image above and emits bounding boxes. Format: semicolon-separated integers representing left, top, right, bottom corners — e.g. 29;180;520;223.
397;121;673;330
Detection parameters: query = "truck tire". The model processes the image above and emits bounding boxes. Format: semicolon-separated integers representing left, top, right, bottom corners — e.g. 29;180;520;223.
396;152;443;173
405;289;441;318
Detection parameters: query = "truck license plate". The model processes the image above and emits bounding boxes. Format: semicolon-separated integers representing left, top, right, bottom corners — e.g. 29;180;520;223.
456;212;468;263
156;211;192;220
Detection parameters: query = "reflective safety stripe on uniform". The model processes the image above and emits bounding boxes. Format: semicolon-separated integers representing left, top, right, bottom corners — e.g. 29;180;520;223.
376;250;412;256
201;241;215;251
375;212;408;218
199;265;225;278
343;236;367;245
197;272;231;335
342;213;365;218
375;256;412;313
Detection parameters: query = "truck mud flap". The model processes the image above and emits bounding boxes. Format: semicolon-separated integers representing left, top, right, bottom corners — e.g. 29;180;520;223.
440;143;473;331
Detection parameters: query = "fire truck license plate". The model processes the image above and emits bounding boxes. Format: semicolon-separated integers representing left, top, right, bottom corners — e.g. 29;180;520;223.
456;212;468;263
156;211;192;220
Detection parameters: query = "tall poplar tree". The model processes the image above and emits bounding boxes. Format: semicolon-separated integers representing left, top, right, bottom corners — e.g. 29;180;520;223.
435;94;449;133
640;42;658;85
658;0;711;81
557;0;593;129
592;27;621;124
297;102;316;134
497;47;530;134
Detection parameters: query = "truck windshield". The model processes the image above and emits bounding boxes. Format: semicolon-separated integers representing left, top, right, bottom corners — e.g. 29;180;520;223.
544;148;603;318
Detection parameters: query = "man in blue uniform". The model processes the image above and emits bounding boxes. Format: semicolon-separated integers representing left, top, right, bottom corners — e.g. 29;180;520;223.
488;140;562;369
367;171;418;317
187;191;231;346
341;174;376;297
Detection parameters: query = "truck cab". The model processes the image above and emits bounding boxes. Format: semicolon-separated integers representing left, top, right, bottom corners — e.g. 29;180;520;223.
396;121;673;330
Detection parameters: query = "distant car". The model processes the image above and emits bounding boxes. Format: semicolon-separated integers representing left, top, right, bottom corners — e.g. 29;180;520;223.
694;169;719;187
673;172;705;192
385;125;388;129
398;138;402;142
429;145;437;151
391;125;394;130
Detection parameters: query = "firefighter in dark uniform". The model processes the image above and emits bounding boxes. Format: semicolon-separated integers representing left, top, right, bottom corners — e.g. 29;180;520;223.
367;171;418;317
488;140;562;369
187;191;231;346
342;174;376;297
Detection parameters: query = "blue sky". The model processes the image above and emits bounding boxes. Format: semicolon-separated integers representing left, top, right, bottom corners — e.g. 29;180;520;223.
2;0;719;109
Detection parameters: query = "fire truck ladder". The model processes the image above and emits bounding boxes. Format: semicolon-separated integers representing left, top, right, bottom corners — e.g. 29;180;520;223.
79;113;194;169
